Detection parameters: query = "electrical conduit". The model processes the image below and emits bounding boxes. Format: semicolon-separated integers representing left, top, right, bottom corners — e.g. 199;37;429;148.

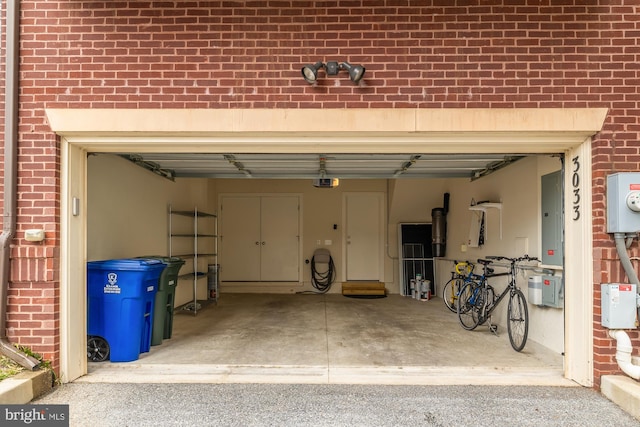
608;232;640;381
0;0;40;369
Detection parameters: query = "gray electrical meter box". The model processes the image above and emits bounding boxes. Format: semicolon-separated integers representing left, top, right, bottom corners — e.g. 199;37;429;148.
607;173;640;233
601;283;637;329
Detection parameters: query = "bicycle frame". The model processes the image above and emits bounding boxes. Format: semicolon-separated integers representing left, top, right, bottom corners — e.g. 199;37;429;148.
468;270;510;324
458;254;539;352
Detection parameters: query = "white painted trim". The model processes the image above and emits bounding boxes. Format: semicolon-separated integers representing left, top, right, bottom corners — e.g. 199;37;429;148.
45;108;608;154
564;138;594;387
53;108;606;382
60;139;87;383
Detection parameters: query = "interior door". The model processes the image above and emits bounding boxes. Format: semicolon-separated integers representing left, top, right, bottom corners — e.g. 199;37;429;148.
345;193;383;281
260;196;299;281
220;196;261;281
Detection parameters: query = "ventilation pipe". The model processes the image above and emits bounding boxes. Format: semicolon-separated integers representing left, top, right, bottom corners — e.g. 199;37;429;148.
608;232;640;380
0;0;40;369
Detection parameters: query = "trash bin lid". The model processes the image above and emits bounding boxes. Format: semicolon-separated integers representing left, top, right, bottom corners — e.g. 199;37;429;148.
136;256;185;266
87;258;164;271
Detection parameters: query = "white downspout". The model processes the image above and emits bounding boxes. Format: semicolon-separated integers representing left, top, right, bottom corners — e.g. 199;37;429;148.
609;329;640;380
609;232;640;381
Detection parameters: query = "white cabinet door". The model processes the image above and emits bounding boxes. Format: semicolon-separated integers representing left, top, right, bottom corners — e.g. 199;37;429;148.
221;195;299;282
220;197;261;281
261;196;299;281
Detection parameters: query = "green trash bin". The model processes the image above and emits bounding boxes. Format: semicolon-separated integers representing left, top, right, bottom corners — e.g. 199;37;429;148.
137;256;185;346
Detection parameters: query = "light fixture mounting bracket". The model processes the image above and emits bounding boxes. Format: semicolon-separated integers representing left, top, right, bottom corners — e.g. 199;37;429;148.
325;61;339;75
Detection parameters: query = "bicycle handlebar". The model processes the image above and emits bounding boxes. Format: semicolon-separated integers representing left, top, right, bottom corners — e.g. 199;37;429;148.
486;255;539;263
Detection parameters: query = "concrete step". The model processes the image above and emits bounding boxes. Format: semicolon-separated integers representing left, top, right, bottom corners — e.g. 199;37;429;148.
341;282;386;296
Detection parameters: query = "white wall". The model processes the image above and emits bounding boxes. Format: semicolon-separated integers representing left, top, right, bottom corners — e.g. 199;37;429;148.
423;155;564;354
215;179;389;293
87;154;214;307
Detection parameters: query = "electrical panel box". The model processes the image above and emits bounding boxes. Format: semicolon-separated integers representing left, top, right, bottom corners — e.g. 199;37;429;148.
541;171;563;265
601;283;638;329
607;173;640;233
542;275;563;308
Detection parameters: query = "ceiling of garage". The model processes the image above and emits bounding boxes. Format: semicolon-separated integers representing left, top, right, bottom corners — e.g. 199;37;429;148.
117;152;528;181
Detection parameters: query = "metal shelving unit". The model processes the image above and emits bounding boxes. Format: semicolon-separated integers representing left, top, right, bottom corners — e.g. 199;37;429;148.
169;205;218;315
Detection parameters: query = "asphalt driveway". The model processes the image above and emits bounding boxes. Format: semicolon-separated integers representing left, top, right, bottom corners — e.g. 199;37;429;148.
33;383;638;426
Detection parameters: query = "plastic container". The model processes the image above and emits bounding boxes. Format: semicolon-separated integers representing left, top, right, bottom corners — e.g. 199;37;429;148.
528;275;543;306
87;258;164;362
138;256;185;346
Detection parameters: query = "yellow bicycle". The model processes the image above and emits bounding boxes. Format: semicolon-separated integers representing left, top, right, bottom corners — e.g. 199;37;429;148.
442;260;475;312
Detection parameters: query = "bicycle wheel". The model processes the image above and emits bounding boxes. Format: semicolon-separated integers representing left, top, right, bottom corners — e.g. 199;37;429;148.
442;277;464;312
507;289;529;352
457;282;482;330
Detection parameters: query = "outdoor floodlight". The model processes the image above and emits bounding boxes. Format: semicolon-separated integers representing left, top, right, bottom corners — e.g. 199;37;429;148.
301;61;366;84
340;62;366;83
301;61;324;84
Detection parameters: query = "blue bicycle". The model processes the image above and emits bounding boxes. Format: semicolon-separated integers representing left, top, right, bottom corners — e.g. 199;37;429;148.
456;255;539;352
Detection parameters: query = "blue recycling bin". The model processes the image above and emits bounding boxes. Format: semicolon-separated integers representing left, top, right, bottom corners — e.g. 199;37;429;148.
87;258;165;362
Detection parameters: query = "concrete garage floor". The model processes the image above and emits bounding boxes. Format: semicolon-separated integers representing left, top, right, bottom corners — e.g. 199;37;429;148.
78;293;572;386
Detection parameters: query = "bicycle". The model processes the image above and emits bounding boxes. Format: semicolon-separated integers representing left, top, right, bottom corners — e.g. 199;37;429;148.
456;258;505;331
442;260;475;312
456;255;539;352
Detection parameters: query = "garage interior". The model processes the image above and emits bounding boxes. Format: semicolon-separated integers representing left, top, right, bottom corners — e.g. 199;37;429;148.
48;108;606;384
81;150;567;385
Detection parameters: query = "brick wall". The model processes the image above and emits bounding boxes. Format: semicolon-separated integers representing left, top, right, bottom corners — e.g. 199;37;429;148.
4;1;639;384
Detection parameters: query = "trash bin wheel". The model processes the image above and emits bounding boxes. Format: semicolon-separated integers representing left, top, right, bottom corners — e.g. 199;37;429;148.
87;336;110;362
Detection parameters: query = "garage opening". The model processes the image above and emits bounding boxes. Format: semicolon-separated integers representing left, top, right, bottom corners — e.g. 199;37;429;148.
51;108;606;385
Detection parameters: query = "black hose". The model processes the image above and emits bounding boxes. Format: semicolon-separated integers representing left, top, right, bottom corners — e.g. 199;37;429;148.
310;254;336;293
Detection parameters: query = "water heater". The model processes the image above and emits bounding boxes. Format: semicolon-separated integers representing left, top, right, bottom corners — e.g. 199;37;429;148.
431;208;445;257
431;193;449;258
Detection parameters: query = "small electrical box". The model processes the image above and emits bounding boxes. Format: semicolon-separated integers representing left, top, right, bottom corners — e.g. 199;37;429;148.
601;283;638;329
607;173;640;233
542;275;563;308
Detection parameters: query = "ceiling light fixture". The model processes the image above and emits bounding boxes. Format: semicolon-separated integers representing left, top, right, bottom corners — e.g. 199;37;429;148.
301;61;366;84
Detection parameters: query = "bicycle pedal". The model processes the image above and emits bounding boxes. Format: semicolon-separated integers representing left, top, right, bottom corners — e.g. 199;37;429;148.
489;324;499;335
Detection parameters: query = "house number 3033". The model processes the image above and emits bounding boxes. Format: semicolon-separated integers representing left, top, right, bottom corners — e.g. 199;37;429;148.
572;156;580;221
